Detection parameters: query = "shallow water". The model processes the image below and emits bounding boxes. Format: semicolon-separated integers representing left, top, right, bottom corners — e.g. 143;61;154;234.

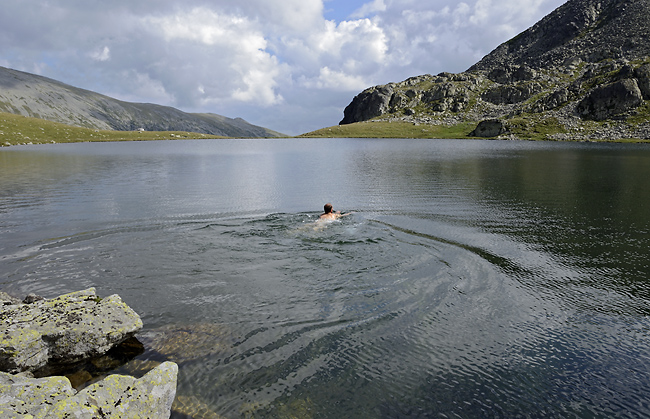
2;138;650;418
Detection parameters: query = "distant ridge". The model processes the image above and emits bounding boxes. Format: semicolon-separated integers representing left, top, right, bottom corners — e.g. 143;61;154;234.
0;66;285;138
338;0;650;141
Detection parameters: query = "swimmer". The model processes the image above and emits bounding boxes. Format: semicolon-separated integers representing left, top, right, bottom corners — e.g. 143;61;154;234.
319;203;351;221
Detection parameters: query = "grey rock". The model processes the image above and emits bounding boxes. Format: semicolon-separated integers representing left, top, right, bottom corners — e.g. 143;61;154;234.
470;0;650;72
0;288;143;374
470;119;508;137
487;65;537;84
0;373;76;418
338;0;650;139
576;79;644;120
481;82;542;105
0;361;178;418
531;88;570;112
635;64;650;99
389;89;420;110
0;292;20;306
22;294;44;304
340;84;394;125
422;83;459;102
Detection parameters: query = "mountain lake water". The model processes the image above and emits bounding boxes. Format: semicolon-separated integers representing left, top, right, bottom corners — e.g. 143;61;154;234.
2;138;650;418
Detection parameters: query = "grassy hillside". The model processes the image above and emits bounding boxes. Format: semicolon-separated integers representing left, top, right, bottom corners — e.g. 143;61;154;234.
300;116;650;143
0;66;286;138
300;120;476;139
0;112;225;146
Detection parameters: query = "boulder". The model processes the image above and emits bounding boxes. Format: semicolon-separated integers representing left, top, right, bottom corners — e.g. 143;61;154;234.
635;64;650;99
0;373;76;418
577;78;644;120
340;84;394;124
470;119;508;137
0;288;143;374
0;361;178;418
0;292;20;306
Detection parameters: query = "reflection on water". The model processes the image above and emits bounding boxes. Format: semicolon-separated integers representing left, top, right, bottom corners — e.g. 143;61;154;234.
2;139;650;418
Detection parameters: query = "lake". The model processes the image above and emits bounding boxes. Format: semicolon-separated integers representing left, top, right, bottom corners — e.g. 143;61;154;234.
2;138;650;418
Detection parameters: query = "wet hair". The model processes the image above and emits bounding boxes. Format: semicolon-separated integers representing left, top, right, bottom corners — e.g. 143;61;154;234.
324;203;333;213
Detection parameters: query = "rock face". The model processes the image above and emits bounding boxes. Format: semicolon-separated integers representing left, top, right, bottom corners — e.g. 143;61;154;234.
340;85;395;125
469;0;650;73
0;288;143;374
339;0;650;140
0;361;178;418
576;79;644;120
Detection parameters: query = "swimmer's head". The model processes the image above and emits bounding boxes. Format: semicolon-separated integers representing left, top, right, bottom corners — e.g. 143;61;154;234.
324;203;333;213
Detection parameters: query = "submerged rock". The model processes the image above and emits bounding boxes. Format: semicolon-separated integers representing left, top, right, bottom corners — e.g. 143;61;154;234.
0;361;178;418
0;288;143;374
138;322;234;363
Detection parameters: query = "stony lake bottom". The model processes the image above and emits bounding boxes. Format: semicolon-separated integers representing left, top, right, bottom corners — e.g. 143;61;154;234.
2;138;650;418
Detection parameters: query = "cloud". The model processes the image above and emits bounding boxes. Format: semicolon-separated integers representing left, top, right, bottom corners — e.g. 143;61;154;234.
142;7;285;106
300;67;368;91
350;0;387;18
90;46;111;62
0;0;565;135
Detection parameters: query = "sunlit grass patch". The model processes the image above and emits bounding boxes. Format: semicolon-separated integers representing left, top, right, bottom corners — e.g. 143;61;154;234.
0;112;225;146
299;120;476;139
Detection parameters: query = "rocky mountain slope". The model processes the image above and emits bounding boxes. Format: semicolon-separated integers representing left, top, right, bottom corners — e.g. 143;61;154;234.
0;66;284;138
340;0;650;140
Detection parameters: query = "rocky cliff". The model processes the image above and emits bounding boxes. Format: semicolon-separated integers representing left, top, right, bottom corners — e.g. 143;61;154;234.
0;66;285;138
340;0;650;140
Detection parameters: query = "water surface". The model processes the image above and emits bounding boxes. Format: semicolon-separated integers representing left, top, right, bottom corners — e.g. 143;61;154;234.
2;138;650;418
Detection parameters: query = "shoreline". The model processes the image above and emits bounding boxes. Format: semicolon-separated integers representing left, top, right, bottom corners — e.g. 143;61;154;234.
2;110;649;146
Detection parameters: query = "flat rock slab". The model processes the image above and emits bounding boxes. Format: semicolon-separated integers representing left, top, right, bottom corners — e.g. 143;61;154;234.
0;288;143;373
0;361;178;418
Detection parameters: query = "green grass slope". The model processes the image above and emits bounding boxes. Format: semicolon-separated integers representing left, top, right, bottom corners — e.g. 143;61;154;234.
0;112;225;146
299;121;476;139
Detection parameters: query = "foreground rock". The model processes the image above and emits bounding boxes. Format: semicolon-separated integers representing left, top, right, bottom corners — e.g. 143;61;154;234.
0;288;143;374
0;361;178;418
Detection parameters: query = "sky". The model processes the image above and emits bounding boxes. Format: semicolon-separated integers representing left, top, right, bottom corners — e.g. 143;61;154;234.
0;0;565;135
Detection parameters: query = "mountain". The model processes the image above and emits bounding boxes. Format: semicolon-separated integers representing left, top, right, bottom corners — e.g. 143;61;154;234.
0;66;285;138
339;0;650;140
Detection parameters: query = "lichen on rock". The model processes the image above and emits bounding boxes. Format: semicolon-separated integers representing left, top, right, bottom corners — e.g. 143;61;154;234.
0;361;178;418
0;288;143;374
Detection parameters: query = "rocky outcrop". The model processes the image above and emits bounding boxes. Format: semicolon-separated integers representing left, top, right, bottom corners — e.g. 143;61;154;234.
635;64;650;99
576;79;644;120
0;361;178;418
339;0;650;140
0;288;143;374
469;0;650;72
481;82;543;105
340;85;394;125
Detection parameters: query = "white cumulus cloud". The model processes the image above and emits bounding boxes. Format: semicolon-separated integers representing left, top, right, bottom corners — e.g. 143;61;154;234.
90;46;111;62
